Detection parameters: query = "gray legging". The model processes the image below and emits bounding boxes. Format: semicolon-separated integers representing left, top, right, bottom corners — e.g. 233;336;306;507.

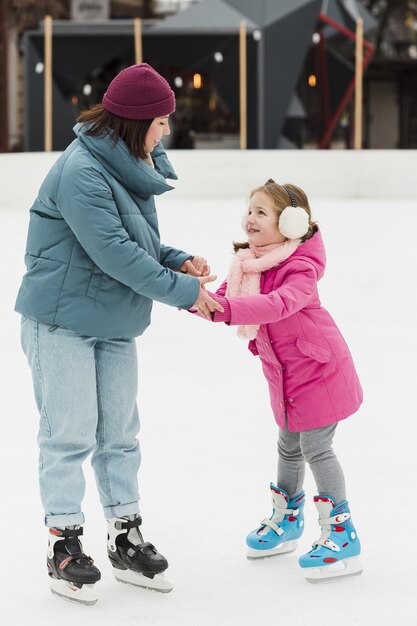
277;422;346;504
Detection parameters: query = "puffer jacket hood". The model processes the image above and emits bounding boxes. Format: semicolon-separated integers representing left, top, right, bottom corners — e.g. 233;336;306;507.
282;227;326;281
73;123;177;196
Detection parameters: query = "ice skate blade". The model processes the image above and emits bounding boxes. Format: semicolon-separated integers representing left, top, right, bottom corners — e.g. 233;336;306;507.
247;540;297;560
303;556;363;584
49;578;98;605
112;568;173;593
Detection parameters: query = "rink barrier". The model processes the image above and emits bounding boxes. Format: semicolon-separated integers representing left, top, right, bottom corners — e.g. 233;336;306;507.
1;150;416;207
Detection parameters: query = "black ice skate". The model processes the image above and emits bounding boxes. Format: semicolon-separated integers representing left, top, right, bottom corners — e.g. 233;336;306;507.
47;526;101;605
107;515;173;592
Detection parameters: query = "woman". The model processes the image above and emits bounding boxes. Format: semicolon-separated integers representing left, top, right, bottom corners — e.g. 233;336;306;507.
15;63;222;605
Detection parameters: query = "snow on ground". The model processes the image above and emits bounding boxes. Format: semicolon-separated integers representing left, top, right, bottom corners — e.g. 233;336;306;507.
0;158;416;625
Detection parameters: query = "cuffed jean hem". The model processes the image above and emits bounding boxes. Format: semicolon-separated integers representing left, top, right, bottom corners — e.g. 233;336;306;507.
103;501;140;520
45;512;85;528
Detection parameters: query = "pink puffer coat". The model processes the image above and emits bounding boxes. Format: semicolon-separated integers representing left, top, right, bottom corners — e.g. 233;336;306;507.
212;229;363;432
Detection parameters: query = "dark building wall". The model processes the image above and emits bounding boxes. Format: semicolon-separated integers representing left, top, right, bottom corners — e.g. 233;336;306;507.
24;29;258;150
24;31;135;150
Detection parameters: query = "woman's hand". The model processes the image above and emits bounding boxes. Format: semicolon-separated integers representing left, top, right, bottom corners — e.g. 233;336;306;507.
192;275;224;318
180;256;210;276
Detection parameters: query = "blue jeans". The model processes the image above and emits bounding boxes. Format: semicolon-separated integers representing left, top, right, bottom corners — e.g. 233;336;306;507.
21;318;141;527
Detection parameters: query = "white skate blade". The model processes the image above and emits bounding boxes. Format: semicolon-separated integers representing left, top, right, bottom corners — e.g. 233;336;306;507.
49;577;98;605
247;540;297;560
112;568;173;593
303;556;363;584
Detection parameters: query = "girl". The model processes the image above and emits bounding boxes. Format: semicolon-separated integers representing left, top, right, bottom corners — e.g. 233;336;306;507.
15;63;222;605
193;179;363;583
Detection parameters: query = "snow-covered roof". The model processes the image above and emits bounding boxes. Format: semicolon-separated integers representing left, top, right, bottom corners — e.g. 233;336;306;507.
149;0;259;34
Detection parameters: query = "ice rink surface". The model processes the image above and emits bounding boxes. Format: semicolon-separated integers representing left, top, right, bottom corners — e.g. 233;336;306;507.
1;157;416;625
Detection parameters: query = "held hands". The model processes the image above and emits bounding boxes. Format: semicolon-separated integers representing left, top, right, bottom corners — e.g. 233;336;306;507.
192;275;224;319
180;256;210;277
178;256;223;318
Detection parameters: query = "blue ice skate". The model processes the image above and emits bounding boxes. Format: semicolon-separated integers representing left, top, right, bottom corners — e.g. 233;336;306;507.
246;484;305;559
299;496;362;583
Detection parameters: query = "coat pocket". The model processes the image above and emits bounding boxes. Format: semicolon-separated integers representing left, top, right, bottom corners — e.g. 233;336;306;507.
296;337;332;363
86;266;103;299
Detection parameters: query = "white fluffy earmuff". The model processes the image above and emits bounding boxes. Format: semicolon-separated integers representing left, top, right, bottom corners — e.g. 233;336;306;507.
279;205;309;240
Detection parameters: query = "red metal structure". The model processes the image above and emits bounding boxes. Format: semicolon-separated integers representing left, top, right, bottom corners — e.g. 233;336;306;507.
318;11;375;149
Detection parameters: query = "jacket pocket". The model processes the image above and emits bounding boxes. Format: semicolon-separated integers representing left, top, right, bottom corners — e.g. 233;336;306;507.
296;337;332;363
86;266;103;299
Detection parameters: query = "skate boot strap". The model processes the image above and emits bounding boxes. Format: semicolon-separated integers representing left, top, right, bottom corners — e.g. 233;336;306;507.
266;505;299;522
57;552;94;571
261;518;284;536
313;537;340;552
271;505;299;518
113;516;143;531
49;527;84;538
319;512;350;527
126;541;157;558
260;505;299;535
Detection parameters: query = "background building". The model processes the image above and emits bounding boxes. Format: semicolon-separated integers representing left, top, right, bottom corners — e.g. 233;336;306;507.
1;0;417;151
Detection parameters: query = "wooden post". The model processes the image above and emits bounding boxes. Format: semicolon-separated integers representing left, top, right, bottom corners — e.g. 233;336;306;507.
44;15;53;151
354;17;363;149
239;20;247;150
134;18;143;65
0;0;9;152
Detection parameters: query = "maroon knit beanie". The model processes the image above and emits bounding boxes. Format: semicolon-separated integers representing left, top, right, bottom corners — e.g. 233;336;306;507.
102;63;175;120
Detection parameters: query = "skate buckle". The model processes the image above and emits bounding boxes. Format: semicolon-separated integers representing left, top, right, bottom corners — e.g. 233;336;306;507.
320;512;350;526
315;538;340;552
107;517;130;552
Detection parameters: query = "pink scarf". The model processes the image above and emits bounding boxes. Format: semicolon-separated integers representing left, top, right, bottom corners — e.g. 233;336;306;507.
226;240;300;339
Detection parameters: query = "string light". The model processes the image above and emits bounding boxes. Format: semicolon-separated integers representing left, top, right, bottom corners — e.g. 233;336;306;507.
35;62;44;74
312;32;320;44
408;44;417;59
193;73;203;89
82;84;92;96
308;74;317;87
170;40;233;91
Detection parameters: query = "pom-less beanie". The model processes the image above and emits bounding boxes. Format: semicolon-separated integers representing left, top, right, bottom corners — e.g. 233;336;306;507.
102;63;175;120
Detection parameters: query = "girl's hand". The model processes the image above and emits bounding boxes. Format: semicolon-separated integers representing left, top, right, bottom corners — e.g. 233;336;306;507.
192;275;224;318
180;256;210;276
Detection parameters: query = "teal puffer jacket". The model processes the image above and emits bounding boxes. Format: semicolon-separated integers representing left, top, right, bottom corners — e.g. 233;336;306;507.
15;124;200;338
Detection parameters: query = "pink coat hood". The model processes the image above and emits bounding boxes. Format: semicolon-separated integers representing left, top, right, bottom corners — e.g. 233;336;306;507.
213;229;363;432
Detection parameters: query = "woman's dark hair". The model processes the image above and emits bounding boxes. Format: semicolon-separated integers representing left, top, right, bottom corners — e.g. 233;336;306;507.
77;104;153;160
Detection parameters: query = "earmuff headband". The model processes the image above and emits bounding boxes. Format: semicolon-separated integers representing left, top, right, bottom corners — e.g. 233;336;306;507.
283;186;298;208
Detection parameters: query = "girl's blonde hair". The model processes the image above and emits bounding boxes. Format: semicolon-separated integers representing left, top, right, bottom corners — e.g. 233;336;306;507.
233;179;317;252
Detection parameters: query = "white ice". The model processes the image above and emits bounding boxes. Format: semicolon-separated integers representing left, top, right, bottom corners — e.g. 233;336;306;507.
0;154;416;626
